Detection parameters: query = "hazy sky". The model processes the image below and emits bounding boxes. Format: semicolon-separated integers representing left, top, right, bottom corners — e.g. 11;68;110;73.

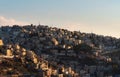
0;0;120;38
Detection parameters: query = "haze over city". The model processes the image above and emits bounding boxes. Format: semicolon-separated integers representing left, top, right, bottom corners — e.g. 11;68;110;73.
0;0;120;38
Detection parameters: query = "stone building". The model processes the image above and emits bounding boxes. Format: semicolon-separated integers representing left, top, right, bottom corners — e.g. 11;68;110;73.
0;39;4;46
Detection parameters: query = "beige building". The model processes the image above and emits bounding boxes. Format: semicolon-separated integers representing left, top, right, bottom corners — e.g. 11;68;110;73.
6;49;13;56
52;38;59;46
0;39;4;46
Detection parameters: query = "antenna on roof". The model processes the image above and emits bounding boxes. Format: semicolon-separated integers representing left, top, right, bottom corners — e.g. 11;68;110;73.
38;21;41;26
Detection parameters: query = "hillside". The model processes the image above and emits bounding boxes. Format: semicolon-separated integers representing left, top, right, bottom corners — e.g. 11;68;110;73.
0;25;119;51
0;25;120;77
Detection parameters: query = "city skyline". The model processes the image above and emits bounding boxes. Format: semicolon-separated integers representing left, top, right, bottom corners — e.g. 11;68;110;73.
0;0;120;38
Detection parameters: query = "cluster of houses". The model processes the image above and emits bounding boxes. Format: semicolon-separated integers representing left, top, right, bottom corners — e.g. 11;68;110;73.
0;39;78;77
0;25;120;77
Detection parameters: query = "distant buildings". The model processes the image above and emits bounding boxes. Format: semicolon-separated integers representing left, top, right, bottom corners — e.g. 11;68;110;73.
0;25;120;76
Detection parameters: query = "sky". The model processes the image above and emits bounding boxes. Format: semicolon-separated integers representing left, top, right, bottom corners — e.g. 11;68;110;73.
0;0;120;38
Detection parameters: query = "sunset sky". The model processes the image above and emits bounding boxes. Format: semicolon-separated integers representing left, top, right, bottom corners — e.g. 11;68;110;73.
0;0;120;38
